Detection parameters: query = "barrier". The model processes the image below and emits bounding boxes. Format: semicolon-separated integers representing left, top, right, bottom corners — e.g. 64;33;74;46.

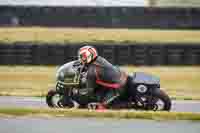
0;6;200;28
0;43;200;65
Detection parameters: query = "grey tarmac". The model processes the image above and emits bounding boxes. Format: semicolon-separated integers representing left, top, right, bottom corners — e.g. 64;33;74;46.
0;117;200;133
0;96;200;133
0;96;200;112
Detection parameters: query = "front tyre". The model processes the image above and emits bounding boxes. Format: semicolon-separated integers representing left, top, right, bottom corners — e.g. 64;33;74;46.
46;89;80;108
46;89;61;108
152;89;171;111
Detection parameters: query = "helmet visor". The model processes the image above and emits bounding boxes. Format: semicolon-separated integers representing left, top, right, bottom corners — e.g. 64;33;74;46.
79;53;87;63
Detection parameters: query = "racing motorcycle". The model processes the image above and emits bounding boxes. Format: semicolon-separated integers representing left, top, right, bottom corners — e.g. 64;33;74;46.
46;60;171;111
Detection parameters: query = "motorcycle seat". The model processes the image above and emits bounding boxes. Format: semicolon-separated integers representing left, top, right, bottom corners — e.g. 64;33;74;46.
132;72;160;85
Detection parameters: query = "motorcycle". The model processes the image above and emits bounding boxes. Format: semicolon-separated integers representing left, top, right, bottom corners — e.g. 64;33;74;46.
46;60;171;111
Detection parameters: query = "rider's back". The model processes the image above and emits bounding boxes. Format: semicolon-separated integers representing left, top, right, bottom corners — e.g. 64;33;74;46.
86;56;127;89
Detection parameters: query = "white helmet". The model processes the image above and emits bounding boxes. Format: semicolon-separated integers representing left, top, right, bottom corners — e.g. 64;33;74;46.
78;45;98;64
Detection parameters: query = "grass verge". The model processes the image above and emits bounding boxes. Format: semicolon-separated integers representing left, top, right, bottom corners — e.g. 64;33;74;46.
0;27;200;44
1;66;200;100
0;107;200;121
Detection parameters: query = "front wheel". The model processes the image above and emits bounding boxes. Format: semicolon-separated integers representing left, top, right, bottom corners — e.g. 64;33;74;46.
46;89;80;108
46;89;62;108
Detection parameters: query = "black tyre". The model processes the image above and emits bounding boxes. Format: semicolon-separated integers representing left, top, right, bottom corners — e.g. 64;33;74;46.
152;89;172;111
46;89;60;108
46;89;79;108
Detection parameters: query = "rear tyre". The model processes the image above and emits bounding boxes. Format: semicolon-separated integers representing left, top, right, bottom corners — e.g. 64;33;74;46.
152;89;171;111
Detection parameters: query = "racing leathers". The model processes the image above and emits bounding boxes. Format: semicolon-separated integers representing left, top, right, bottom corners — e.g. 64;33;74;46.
83;56;128;109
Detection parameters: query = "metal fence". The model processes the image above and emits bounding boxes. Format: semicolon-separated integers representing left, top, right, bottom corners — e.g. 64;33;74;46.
0;43;200;65
0;6;200;28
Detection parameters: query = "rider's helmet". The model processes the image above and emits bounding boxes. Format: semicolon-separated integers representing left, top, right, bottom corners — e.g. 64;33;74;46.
78;45;98;64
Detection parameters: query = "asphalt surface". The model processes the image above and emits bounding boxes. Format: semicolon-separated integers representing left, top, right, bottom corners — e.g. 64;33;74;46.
0;96;200;112
0;96;200;133
0;117;200;133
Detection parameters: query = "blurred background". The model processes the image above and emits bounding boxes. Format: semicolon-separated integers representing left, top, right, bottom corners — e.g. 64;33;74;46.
0;0;200;100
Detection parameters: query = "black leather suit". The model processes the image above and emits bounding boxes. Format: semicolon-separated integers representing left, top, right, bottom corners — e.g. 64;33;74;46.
84;56;128;108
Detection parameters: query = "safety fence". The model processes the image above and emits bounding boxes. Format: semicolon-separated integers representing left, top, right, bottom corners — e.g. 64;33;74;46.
0;6;200;29
0;43;200;65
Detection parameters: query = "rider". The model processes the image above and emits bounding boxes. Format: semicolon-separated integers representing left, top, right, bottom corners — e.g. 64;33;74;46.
78;45;128;109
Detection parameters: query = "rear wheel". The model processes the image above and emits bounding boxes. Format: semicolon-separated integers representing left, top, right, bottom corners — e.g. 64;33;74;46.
135;89;171;111
151;89;171;111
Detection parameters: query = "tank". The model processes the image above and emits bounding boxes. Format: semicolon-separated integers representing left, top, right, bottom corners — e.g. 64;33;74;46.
56;60;81;84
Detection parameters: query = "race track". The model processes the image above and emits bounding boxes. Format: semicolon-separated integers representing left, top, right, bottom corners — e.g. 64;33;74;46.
0;96;200;112
0;96;200;133
0;117;200;133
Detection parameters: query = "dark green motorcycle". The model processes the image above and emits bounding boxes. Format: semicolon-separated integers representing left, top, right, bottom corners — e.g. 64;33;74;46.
46;60;171;111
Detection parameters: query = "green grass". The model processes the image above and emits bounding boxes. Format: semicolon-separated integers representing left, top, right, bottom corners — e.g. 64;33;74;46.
0;27;200;44
0;107;200;121
0;66;200;100
156;0;200;7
